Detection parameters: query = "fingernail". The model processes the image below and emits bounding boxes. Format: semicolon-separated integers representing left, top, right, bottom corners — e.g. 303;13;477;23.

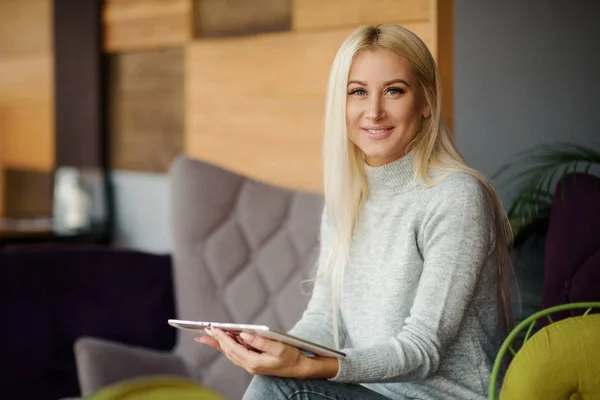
240;332;254;342
205;328;214;336
194;337;202;342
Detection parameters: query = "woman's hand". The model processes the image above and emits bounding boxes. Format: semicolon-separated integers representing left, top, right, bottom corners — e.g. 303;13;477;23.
195;327;339;379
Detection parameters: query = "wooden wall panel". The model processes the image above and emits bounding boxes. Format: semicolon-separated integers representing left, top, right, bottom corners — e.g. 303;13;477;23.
4;169;53;218
434;0;453;132
0;162;4;217
292;0;430;31
194;0;291;38
103;0;193;52
0;0;52;57
186;30;357;192
0;54;55;171
109;48;184;173
0;0;54;172
54;0;106;168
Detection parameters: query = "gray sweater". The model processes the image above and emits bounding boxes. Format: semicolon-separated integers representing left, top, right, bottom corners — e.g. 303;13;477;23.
289;153;503;400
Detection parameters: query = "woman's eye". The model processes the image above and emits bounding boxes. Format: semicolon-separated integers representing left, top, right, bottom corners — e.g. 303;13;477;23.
349;89;366;96
387;87;405;95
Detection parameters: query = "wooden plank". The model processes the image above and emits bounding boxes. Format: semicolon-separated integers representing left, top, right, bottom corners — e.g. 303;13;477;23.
4;169;53;218
434;0;453;132
103;0;193;52
0;0;52;57
292;0;430;31
0;53;55;171
194;0;291;38
0;163;4;217
185;30;357;192
108;48;184;173
54;0;105;168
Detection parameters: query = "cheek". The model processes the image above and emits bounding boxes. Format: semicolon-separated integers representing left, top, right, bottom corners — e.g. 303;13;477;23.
345;102;363;135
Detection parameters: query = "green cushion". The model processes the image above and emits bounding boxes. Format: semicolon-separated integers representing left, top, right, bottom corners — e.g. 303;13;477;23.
88;376;226;400
500;314;600;399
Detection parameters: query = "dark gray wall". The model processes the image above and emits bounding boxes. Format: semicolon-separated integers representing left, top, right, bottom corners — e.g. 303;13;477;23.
455;0;600;202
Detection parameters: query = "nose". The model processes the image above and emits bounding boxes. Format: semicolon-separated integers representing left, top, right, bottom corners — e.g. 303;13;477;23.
366;97;385;121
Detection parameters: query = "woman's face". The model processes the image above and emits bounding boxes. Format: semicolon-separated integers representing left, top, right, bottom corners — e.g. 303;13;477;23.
346;48;430;167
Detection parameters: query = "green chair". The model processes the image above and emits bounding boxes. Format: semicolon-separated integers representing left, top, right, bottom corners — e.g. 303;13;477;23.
87;376;226;400
489;302;600;400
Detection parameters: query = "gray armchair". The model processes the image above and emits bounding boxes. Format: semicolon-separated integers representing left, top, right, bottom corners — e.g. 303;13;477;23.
74;155;324;400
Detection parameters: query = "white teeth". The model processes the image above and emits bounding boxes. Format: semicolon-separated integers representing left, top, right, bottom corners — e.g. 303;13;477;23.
367;129;388;133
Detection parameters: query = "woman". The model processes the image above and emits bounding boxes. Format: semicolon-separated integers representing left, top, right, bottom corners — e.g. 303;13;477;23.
196;24;513;400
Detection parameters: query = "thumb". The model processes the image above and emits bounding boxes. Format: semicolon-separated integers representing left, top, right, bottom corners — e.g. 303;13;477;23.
239;333;282;354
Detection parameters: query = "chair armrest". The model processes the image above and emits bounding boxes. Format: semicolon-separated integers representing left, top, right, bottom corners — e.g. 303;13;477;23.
75;336;190;396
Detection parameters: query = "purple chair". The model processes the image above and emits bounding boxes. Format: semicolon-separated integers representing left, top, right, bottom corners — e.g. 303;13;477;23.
0;247;176;400
542;172;600;320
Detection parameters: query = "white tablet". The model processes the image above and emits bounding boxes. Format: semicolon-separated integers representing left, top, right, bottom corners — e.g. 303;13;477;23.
168;319;346;359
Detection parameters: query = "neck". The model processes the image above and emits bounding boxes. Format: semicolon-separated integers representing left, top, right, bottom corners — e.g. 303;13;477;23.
364;152;417;197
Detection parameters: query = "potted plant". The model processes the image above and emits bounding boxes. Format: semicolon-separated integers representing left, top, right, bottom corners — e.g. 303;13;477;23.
492;142;600;247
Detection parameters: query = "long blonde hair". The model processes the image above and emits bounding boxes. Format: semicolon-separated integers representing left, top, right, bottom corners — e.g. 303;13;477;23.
322;24;514;349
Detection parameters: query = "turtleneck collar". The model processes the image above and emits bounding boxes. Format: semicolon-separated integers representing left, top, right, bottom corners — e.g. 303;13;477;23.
364;151;417;197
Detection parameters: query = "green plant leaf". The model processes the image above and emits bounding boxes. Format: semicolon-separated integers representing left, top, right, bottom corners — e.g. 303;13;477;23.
493;142;600;244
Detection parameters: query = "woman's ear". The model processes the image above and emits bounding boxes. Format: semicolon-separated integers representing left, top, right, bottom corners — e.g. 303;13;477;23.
422;105;431;118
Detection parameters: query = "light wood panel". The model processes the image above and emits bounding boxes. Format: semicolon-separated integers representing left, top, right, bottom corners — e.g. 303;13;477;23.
0;0;52;56
186;29;356;192
292;0;430;31
0;53;54;172
0;0;53;215
109;48;184;172
0;0;54;173
194;0;291;38
103;0;193;52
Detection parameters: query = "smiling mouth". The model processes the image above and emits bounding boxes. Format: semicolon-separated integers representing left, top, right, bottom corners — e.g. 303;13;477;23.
362;127;394;139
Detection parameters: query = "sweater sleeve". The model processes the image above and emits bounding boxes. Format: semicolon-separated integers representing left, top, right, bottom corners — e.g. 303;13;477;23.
331;176;496;383
287;208;347;350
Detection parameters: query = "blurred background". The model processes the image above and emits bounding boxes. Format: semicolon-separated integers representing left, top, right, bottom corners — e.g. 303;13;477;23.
0;0;597;251
1;0;599;399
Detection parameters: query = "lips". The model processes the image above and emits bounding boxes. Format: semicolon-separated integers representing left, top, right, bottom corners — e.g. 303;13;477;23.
362;127;394;140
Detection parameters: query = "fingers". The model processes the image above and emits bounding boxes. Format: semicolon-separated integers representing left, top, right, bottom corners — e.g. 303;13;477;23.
211;328;263;370
194;335;222;351
239;332;285;356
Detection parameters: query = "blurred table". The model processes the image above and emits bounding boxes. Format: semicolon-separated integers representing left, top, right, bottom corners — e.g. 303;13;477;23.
0;217;109;247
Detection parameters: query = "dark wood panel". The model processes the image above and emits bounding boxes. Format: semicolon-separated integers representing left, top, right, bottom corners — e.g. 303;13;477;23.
4;169;53;218
53;0;104;168
103;0;193;52
0;165;4;217
108;47;184;173
436;0;454;132
194;0;291;38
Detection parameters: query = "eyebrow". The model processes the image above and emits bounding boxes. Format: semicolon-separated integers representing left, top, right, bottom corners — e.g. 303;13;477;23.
347;79;410;88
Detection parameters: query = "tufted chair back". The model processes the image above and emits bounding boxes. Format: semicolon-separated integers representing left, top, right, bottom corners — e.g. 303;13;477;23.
169;155;324;400
542;172;600;322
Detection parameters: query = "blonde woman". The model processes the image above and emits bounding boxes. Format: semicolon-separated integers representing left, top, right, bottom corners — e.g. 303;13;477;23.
197;24;513;400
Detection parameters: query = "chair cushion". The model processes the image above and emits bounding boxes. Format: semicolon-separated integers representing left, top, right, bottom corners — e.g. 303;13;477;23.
89;376;225;400
500;314;600;399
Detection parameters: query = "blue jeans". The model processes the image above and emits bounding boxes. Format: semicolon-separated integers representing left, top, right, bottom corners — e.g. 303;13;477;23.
242;376;392;400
